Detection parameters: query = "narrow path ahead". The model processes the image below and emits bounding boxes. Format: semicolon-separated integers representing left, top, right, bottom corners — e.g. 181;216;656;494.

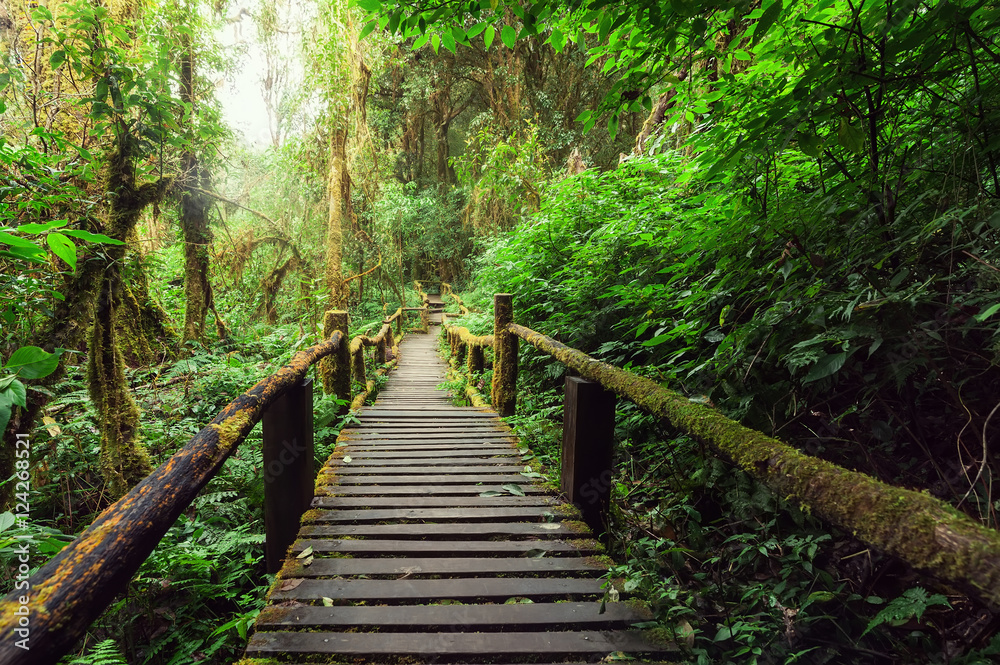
244;326;673;662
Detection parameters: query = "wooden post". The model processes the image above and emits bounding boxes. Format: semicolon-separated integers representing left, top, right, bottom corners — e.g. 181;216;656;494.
468;344;485;373
384;327;395;360
394;307;402;335
352;345;365;386
562;376;615;533
376;336;387;365
320;310;350;410
491;293;517;416
262;377;315;574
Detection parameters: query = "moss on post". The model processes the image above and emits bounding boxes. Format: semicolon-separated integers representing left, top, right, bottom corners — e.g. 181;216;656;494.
468;343;485;373
491;293;517;416
319;310;350;411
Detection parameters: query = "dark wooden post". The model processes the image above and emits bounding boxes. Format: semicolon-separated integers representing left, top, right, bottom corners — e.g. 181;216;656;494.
562;376;615;533
491;293;517;416
352;344;365;386
262;377;315;574
376;335;387;365
468;344;485;373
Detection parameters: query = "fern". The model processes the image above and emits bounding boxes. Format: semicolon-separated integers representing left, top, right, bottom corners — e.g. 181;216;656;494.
69;639;127;665
862;587;950;636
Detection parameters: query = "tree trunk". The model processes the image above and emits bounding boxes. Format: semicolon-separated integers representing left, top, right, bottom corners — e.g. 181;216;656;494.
180;48;214;345
325;124;347;308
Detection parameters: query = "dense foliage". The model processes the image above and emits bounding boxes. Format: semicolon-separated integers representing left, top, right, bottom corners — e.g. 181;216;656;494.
4;0;1000;661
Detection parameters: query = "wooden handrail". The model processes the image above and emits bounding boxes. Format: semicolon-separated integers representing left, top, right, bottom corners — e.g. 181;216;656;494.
0;331;345;664
492;293;1000;610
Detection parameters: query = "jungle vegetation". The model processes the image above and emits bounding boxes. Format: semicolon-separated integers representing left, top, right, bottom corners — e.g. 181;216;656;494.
2;0;1000;662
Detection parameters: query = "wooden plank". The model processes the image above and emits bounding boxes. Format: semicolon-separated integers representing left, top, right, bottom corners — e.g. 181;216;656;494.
335;474;532;484
315;495;555;507
333;456;521;466
321;484;547;495
256;601;644;628
281;557;605;577
342;432;514;440
290;539;592;555
339;449;516;458
297;523;576;537
338;443;516;452
247;630;673;656
336;465;527;474
269;577;604;602
307;506;562;522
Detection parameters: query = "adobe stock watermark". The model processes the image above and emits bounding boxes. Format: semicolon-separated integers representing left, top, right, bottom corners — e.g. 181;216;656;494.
263;437;309;483
12;433;32;651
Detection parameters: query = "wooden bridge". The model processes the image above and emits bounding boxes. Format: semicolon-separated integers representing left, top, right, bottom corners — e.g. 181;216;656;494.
244;324;671;662
6;289;1000;664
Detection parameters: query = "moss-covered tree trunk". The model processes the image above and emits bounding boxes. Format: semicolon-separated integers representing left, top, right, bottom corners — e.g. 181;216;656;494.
325;123;347;309
180;152;213;344
179;48;214;345
115;243;175;366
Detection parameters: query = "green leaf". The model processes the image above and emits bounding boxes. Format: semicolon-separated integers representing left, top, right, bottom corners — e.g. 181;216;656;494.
355;0;381;10
484;25;495;49
4;346;63;380
0;231;43;249
441;30;456;53
413;32;430;49
802;352;847;384
17;219;69;234
1;380;27;409
47;232;77;272
431;33;440;53
0;512;15;533
752;0;783;46
0;247;47;264
798;133;823;158
974;303;1000;322
359;20;378;41
467;22;486;38
49;50;66;69
0;395;10;439
60;229;125;245
838;118;865;155
501;25;516;48
550;27;565;52
501;483;525;496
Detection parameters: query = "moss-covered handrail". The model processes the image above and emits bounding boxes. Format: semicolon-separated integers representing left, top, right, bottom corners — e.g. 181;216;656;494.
0;332;346;665
492;295;1000;609
348;322;397;406
441;282;471;315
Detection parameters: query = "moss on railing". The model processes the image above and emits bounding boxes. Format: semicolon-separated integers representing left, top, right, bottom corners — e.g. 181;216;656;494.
506;320;1000;609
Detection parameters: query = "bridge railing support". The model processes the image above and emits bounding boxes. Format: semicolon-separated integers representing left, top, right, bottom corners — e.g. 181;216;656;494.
562;376;615;533
262;377;315;574
491;293;518;416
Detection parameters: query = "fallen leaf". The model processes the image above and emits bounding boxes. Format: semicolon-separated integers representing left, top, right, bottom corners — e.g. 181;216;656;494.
539;523;561;530
322;597;334;607
42;416;60;437
343;455;352;464
279;578;303;591
301;556;314;567
297;546;313;559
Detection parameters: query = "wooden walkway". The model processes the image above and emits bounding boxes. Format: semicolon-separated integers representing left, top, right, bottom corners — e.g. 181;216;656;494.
245;325;672;663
